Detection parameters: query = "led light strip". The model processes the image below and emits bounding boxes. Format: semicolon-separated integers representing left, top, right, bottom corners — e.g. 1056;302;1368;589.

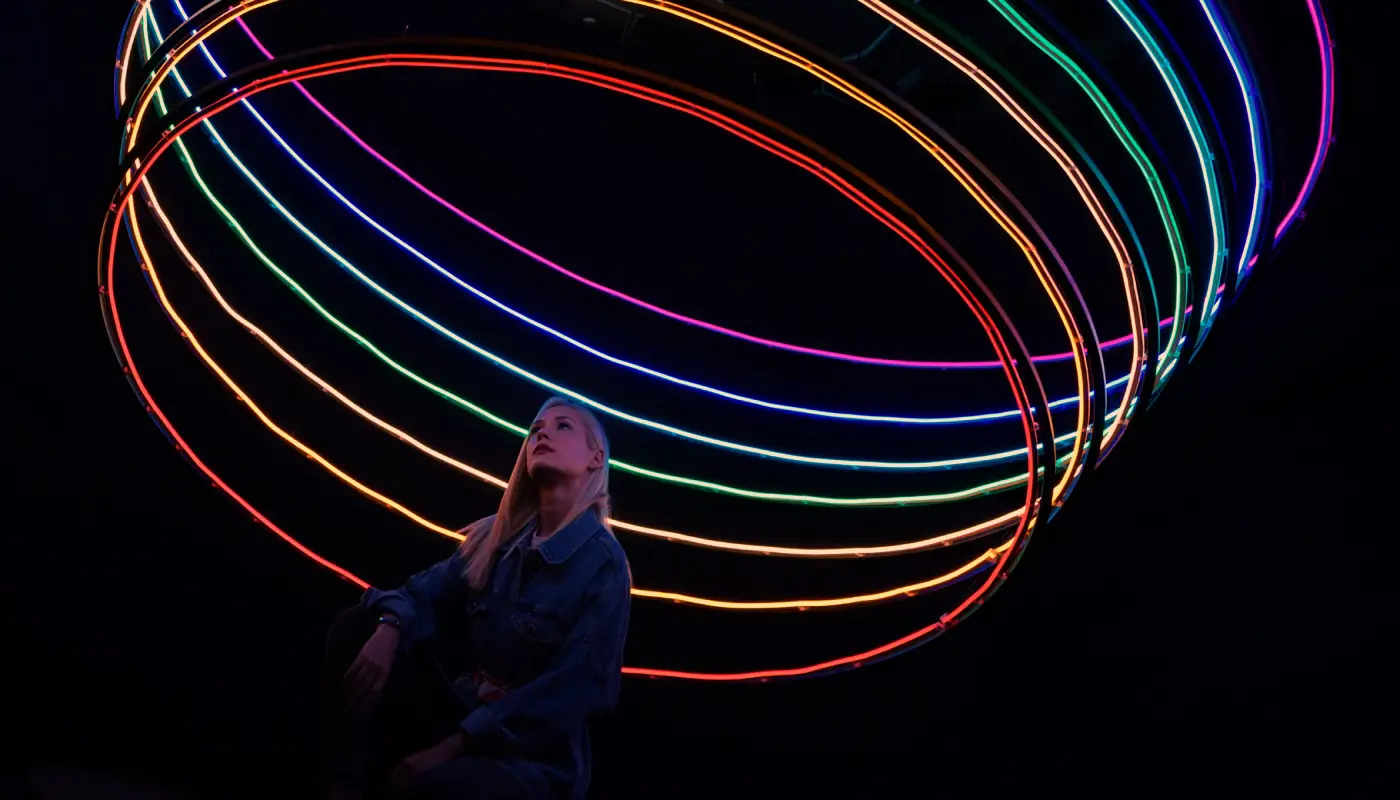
617;0;1094;502
103;29;1052;679
217;2;1230;389
202;20;1034;374
1104;0;1229;355
135;3;1132;486
134;10;1043;477
1140;0;1241;196
991;0;1334;316
131;7;1057;552
150;1;1050;430
984;0;1191;386
117;15;1052;532
202;6;1223;411
212;0;1273;396
113;1;150;112
103;0;1331;680
1271;0;1334;247
856;0;1146;458
147;4;1120;478
121;0;280;158
132;21;1046;505
131;16;1054;514
1197;0;1267;289
132;170;1024;611
216;8;1164;372
884;3;1168;374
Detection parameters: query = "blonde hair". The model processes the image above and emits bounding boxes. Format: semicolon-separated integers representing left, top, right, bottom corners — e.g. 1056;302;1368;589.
456;397;613;591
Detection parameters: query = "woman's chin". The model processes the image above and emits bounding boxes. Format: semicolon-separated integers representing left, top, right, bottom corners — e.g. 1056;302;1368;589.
528;462;569;486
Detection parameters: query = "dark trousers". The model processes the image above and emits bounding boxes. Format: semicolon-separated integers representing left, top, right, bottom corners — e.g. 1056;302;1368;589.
321;606;532;799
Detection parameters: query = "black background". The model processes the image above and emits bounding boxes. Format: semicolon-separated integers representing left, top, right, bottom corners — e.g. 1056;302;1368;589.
8;1;1395;796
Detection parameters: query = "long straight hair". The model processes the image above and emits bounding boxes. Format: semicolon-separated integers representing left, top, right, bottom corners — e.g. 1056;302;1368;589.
456;397;613;591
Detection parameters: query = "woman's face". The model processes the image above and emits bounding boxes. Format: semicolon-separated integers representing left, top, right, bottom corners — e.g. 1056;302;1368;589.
526;406;603;485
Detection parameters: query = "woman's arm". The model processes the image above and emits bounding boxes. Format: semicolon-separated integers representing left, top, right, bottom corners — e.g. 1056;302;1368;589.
459;553;632;749
361;551;466;652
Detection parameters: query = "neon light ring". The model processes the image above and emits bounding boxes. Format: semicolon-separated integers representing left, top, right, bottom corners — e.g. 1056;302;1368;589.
102;0;1334;682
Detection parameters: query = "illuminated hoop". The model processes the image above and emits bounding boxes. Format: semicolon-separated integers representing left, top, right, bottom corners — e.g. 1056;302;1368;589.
100;0;1334;680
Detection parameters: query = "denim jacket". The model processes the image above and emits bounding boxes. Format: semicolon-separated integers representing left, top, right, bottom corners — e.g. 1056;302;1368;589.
361;509;631;798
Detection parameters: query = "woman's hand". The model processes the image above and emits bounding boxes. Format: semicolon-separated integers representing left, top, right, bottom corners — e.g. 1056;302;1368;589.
342;623;400;713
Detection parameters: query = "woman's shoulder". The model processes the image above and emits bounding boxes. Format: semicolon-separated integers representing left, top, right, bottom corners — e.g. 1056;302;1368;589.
577;526;630;580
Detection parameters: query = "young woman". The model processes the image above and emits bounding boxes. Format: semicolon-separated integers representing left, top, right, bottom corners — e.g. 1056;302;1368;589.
323;398;633;799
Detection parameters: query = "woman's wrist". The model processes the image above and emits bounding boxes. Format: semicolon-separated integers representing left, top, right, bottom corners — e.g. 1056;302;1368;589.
374;616;403;642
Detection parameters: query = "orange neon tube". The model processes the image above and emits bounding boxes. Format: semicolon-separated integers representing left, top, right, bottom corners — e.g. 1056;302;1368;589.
123;0;280;156
115;1;151;107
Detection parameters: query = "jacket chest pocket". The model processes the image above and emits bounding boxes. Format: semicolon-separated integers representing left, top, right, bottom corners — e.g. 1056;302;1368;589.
505;606;569;680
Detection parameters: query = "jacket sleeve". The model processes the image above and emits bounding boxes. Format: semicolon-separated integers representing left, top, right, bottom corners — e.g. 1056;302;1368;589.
360;551;466;652
459;556;631;748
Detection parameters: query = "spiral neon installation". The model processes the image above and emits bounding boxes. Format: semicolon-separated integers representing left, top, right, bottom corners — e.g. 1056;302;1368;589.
101;0;1334;681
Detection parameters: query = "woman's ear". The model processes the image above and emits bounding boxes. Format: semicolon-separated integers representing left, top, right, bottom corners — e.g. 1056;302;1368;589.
590;448;605;470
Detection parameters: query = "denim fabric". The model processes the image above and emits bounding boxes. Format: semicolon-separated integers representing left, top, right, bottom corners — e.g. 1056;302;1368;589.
362;510;631;799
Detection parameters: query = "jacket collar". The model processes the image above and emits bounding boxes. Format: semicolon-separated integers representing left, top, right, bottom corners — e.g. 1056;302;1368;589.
500;510;602;565
536;509;604;565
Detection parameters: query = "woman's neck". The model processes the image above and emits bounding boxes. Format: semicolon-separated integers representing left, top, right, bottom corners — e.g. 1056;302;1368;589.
536;481;586;537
